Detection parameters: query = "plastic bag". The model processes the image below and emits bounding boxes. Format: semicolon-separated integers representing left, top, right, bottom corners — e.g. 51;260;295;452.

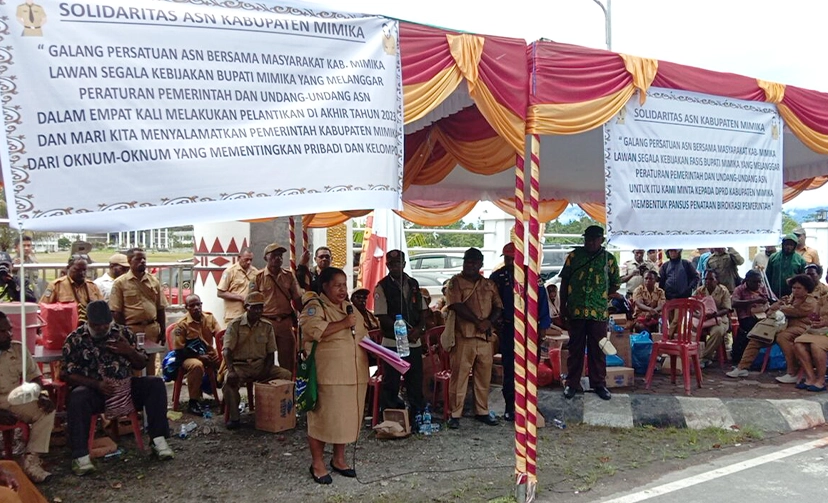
630;331;653;374
606;354;624;367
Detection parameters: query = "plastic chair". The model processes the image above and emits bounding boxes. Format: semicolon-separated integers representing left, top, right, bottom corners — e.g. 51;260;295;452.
89;411;143;455
0;421;30;459
424;326;451;420
644;298;705;395
217;331;256;423
167;324;222;412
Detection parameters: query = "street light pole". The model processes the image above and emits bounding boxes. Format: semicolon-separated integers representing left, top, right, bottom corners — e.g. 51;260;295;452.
590;0;612;50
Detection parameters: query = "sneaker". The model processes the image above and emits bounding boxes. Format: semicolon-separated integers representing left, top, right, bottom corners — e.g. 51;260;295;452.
23;453;51;482
188;400;203;416
775;374;800;384
151;437;174;461
726;368;748;378
447;417;460;429
71;455;96;476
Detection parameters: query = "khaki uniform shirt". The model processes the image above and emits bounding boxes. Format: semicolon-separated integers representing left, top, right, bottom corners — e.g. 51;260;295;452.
0;342;40;408
109;271;168;325
445;274;502;340
705;251;744;292
623;259;657;293
224;313;276;362
251;268;301;318
694;284;733;312
16;3;45;36
797;246;820;265
173;312;221;350
216;262;259;322
40;276;103;323
779;295;818;332
814;282;828;308
632;284;666;318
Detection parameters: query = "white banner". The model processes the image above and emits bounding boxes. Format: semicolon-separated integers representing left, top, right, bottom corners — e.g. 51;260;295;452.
604;87;783;248
0;0;403;231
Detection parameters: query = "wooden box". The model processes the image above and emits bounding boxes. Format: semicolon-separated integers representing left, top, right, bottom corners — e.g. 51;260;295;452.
254;380;296;433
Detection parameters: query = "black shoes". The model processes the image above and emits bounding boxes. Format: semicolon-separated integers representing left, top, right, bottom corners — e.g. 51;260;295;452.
474;414;499;426
309;466;332;485
563;386;578;399
188;400;203;415
594;386;612;401
225;420;240;430
447;417;460;429
330;460;357;478
503;412;515;422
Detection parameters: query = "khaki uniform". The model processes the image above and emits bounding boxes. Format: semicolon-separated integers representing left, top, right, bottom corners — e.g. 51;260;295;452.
299;293;369;444
797;246;820;265
109;271;168;344
738;295;818;372
251;268;301;374
622;259;657;293
173;312;220;400
216;262;259;324
16;2;45;37
39;276;103;323
0;342;54;454
693;285;732;360
222;313;290;422
444;274;502;418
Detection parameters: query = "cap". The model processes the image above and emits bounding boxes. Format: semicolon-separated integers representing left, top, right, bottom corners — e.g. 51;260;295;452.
805;263;820;271
793;227;805;236
0;252;12;266
386;249;405;261
502;243;516;257
463;248;484;261
263;243;287;258
782;234;798;244
108;253;129;268
583;225;605;238
352;288;370;297
245;292;265;305
86;300;113;325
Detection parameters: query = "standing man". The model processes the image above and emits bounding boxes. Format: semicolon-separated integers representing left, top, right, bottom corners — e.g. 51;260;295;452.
216;248;258;327
766;235;807;299
40;256;103;324
13;235;41;298
296;246;333;293
250;243;302;375
659;249;699;301
793;227;820;265
705;247;745;292
490;243;551;422
619;249;657;294
172;294;221;415
62;301;172;475
560;226;620;401
373;250;428;415
0;312;54;482
222;292;292;430
0;252;36;303
444;248;502;429
94;253;130;301
752;246;776;272
109;248;168;376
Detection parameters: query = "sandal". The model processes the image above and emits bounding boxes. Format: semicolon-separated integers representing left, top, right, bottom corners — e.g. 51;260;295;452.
795;380;808;390
806;385;827;392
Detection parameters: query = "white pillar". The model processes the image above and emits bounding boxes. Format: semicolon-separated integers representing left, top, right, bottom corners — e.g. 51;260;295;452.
193;221;252;328
165;229;169;249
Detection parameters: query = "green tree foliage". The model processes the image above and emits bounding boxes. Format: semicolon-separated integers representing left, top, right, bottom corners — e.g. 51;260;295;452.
544;214;600;245
782;212;799;235
403;220;483;248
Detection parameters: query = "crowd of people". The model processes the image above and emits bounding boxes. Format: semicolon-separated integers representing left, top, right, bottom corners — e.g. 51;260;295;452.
0;225;826;489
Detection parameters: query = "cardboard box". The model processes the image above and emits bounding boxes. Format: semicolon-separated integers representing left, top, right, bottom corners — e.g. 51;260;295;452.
254;380;296;433
382;409;411;434
605;367;634;388
611;331;632;368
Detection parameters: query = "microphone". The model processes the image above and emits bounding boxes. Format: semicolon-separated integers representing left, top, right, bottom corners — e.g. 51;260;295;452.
346;305;355;337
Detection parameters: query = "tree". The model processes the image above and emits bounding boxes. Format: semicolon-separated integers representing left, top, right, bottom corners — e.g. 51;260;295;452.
782;212;799;236
57;237;71;250
544;214;600;245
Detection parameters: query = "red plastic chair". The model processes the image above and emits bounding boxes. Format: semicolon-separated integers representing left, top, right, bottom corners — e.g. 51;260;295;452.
89;411;143;456
216;331;256;423
366;329;384;427
0;421;30;459
167;324;222;412
644;298;705;395
424;326;451;420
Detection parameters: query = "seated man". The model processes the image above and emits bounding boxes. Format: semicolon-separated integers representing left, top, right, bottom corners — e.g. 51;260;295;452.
729;270;769;365
632;271;665;333
172;294;220;415
693;270;732;366
62;300;172;476
40;255;103;324
222;292;291;430
0;313;54;483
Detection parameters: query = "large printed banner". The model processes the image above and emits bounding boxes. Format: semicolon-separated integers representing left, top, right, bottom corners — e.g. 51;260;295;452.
0;0;403;231
605;88;783;248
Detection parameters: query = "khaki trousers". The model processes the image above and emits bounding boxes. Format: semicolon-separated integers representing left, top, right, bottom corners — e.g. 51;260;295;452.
222;362;291;422
702;321;728;360
738;325;807;372
266;317;296;376
448;336;493;418
182;357;219;400
1;401;54;454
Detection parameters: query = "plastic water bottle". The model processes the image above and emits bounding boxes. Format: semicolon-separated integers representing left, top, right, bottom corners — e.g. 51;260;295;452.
178;424;188;439
552;418;566;429
394;315;410;357
422;405;432;436
203;405;213;420
414;410;423;434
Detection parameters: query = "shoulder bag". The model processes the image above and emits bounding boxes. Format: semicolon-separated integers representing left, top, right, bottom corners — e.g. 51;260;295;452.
440;279;480;352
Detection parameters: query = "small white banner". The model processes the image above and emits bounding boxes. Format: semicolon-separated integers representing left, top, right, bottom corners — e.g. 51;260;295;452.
604;87;783;248
0;0;403;231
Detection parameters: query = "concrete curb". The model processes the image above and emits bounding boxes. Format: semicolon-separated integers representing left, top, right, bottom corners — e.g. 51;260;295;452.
537;388;828;433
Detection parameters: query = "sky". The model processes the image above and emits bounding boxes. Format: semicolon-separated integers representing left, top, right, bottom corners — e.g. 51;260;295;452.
326;0;828;214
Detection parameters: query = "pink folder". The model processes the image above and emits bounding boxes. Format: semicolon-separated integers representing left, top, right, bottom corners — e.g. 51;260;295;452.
359;336;411;375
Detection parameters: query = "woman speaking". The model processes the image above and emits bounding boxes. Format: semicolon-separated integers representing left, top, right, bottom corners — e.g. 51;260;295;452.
299;267;369;484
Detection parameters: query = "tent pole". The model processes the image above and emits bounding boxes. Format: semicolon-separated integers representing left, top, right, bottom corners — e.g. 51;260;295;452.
289;216;297;271
513;152;529;502
525;133;542;502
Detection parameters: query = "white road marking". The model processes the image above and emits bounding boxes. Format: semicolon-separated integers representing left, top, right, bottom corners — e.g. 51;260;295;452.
601;435;828;503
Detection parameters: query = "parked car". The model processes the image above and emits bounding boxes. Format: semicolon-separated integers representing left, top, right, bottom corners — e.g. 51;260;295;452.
411;271;453;306
408;253;464;272
540;246;572;283
159;266;193;305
